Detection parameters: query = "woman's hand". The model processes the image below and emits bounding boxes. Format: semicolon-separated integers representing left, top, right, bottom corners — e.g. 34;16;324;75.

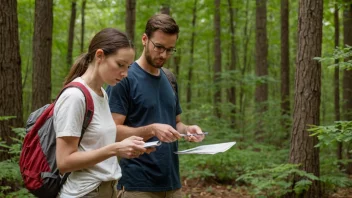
115;136;146;158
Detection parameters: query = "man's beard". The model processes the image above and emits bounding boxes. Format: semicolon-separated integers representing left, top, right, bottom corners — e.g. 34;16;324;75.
145;45;165;68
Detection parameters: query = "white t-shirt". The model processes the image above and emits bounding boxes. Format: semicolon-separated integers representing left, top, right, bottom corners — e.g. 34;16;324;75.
54;77;121;198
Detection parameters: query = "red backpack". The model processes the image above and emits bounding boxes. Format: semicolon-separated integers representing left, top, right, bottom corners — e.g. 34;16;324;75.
19;82;94;198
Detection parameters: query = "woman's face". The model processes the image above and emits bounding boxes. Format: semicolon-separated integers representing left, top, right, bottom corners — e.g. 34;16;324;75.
100;47;135;86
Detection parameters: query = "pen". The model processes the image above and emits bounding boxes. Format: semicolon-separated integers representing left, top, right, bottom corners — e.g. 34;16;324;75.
180;132;209;137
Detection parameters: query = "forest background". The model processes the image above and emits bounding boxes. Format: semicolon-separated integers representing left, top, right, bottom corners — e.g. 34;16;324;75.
1;0;352;197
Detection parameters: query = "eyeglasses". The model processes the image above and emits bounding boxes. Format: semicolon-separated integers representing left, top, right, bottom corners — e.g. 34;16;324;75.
149;39;176;55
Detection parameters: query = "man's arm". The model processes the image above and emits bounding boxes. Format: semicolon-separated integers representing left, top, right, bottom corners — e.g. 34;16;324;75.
175;114;188;134
112;113;181;142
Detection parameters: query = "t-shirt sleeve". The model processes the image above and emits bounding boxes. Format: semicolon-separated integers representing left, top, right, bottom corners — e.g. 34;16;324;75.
106;78;130;116
54;88;85;138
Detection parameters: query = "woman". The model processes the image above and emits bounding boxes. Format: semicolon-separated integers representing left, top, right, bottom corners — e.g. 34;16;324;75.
54;28;148;198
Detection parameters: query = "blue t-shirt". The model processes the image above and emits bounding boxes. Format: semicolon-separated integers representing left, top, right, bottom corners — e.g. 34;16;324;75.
106;62;182;191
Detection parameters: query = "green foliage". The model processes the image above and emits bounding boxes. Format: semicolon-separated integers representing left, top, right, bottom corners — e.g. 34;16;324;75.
179;143;289;183
0;160;21;182
0;116;16;121
314;45;352;70
180;144;343;197
320;174;352;190
1;188;34;198
179;135;352;197
309;121;352;147
236;164;318;197
0;125;33;197
0;128;26;158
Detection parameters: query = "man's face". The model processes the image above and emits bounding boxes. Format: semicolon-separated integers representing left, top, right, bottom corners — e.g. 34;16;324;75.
144;30;178;68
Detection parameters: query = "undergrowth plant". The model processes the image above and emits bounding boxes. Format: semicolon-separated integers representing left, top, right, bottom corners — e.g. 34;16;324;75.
237;164;319;197
309;121;352;148
314;45;352;70
0;121;33;198
179;138;352;197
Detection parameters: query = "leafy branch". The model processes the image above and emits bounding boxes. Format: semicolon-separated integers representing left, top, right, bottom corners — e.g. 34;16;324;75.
314;45;352;70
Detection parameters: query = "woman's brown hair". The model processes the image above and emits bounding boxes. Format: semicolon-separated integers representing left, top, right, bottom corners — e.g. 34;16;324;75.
63;28;134;85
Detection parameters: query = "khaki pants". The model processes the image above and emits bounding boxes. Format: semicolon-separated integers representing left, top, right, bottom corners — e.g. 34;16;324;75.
116;188;182;198
83;180;118;198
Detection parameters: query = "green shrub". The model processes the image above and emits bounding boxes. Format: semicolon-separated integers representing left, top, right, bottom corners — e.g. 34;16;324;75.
0;125;33;197
309;121;352;148
236;164;319;197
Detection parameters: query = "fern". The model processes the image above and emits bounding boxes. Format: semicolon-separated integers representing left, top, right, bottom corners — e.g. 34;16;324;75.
236;164;318;197
309;121;352;149
0;124;31;196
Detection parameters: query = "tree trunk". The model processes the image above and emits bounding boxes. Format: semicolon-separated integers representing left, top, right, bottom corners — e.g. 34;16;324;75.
67;1;77;68
207;42;212;104
227;0;237;128
125;0;136;43
186;0;197;111
343;2;352;174
213;0;222;118
281;0;290;134
334;2;343;170
255;0;268;137
240;0;251;137
0;0;23;161
160;3;170;15
32;0;53;111
286;0;323;197
160;3;180;79
80;0;86;53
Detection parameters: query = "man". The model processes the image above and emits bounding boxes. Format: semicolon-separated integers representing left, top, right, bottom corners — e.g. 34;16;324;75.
107;14;205;198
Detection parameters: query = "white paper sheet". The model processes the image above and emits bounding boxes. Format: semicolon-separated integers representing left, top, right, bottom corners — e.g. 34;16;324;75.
144;141;162;148
175;142;236;155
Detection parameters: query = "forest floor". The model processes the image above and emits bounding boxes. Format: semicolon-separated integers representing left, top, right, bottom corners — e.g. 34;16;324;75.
181;177;352;198
181;178;250;198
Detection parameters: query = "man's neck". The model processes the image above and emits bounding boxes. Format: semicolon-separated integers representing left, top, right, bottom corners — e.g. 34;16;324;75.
136;56;160;76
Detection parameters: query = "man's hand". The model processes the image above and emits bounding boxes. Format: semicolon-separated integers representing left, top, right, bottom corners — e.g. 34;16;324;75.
183;125;204;142
151;123;181;142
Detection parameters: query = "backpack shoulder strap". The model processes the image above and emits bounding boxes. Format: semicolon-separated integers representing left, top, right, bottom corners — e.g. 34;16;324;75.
59;82;94;143
161;67;178;94
56;82;94;186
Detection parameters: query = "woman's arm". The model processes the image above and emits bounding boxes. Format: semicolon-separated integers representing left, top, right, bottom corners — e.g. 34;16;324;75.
56;135;146;174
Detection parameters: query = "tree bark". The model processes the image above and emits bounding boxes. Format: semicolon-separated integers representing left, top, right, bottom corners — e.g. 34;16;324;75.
0;0;23;161
186;0;197;111
213;0;222;118
227;0;237;128
125;0;136;43
255;0;268;137
80;0;86;53
160;3;170;15
342;1;352;174
281;0;290;133
160;3;181;79
334;2;343;169
67;1;77;68
32;0;53;111
286;0;323;197
240;0;251;137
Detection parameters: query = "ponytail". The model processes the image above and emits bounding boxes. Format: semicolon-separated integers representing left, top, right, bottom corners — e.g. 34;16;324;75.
63;28;134;86
63;53;90;85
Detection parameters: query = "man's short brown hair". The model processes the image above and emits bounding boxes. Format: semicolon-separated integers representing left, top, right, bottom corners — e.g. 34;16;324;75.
145;14;179;38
